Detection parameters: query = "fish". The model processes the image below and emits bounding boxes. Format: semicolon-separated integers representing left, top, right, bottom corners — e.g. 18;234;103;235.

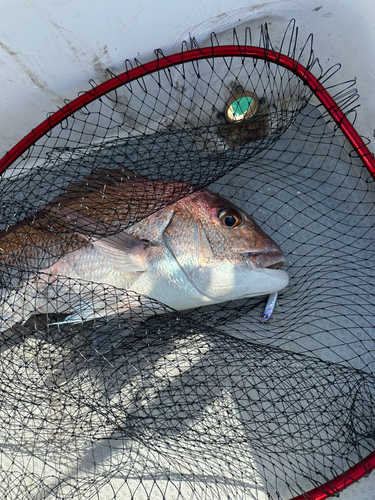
0;167;289;331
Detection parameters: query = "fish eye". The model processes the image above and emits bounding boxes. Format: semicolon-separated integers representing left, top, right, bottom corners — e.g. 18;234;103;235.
218;208;242;228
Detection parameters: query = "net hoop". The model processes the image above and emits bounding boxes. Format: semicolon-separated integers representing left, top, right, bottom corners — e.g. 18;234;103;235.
292;451;375;500
1;46;375;180
0;44;374;500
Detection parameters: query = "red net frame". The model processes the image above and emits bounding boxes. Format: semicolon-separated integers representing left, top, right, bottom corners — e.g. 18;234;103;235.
0;44;374;500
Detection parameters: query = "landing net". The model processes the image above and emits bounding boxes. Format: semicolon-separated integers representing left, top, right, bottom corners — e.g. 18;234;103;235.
0;22;374;500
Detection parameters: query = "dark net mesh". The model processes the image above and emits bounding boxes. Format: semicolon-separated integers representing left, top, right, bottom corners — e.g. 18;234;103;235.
0;23;374;500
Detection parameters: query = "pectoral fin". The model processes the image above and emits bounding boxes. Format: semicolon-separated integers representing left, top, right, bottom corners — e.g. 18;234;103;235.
38;208;151;272
66;212;151;272
92;231;149;272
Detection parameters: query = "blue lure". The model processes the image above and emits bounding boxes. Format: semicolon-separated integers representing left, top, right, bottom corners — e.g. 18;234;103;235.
261;292;278;323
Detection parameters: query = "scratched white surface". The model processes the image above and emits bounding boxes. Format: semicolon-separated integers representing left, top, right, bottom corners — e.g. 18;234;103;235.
0;1;374;498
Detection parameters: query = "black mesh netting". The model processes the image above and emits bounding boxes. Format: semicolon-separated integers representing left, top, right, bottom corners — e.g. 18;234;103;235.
0;23;374;500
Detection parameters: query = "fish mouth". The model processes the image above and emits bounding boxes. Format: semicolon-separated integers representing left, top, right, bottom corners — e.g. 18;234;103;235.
242;251;286;269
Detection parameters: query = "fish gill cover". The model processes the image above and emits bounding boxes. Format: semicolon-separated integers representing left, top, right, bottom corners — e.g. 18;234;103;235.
0;21;374;500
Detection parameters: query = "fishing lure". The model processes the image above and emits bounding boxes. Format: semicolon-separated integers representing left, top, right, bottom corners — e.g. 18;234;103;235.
261;292;278;322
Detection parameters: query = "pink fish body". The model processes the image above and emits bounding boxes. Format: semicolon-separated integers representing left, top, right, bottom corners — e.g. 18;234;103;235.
0;168;288;329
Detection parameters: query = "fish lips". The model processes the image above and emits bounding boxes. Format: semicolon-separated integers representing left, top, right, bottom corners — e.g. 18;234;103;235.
242;250;286;269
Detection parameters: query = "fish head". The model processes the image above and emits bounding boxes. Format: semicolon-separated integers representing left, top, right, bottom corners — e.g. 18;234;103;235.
163;188;289;302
